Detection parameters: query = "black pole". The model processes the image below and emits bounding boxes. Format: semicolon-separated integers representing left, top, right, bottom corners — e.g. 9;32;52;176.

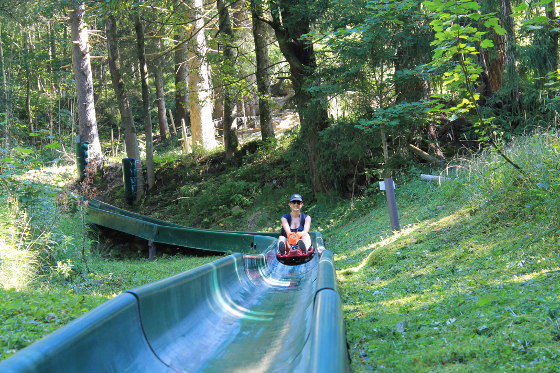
148;239;156;261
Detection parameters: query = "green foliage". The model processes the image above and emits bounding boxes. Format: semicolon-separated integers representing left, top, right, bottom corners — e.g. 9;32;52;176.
457;134;560;227
3;129;560;371
140;138;301;228
424;0;501;116
357;101;431;132
311;120;383;194
309;0;432;111
0;156;223;359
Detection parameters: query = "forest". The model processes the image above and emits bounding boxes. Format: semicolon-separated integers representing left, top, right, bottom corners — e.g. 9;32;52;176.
0;0;557;195
1;0;560;371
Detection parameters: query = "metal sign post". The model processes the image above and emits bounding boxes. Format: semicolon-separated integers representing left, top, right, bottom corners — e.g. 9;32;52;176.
380;177;400;231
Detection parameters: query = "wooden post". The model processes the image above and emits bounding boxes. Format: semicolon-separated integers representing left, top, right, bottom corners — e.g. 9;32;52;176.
111;128;115;157
168;108;177;136
181;118;192;153
116;126;121;155
148;239;156;261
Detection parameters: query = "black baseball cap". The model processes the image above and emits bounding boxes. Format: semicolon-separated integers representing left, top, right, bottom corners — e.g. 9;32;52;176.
289;194;303;202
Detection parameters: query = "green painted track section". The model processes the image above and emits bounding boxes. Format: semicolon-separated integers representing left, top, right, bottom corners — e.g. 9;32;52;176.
0;200;350;372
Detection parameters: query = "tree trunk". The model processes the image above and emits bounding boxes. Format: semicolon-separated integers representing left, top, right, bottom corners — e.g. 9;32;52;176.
69;3;102;164
250;0;274;140
480;32;504;95
0;24;9;149
134;14;155;190
500;0;519;101
217;0;239;159
187;0;216;150
26;70;33;135
269;1;330;194
546;0;558;73
48;21;56;78
174;32;189;130
154;36;169;140
106;15;144;200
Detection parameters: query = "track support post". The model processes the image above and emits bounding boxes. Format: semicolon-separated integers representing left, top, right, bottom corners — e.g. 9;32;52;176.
148;239;156;261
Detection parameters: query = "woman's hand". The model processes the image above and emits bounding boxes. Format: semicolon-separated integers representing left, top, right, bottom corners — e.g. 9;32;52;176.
287;232;300;245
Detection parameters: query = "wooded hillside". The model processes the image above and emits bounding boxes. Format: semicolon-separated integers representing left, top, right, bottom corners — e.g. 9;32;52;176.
0;0;558;197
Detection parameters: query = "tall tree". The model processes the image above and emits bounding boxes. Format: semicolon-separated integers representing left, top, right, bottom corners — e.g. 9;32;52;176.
153;36;170;140
0;24;9;149
546;0;558;73
250;0;274;141
267;0;331;194
174;31;189;130
187;0;216;150
70;3;102;164
500;0;519;101
106;14;144;200
134;14;155;190
217;0;239;159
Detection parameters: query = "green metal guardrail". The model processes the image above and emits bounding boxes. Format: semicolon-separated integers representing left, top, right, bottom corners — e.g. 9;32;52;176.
0;201;349;373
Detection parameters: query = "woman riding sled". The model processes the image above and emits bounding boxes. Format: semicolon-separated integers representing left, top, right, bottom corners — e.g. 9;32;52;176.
278;194;312;254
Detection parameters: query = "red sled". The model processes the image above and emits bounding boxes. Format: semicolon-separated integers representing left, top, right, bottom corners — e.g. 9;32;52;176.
276;245;315;265
276;232;315;265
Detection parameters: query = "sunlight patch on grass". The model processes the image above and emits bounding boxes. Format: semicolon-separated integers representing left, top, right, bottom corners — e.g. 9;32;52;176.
504;268;560;285
16;164;75;188
379;293;422;309
0;241;38;291
338;209;468;277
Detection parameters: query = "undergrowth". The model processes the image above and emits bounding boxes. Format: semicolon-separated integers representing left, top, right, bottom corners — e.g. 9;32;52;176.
129;130;313;230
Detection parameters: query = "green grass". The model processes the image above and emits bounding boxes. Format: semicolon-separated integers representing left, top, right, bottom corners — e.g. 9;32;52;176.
2;133;560;371
331;199;560;371
0;288;107;359
324;134;560;371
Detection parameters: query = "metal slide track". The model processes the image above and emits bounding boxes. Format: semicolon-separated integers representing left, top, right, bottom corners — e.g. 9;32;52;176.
0;201;350;372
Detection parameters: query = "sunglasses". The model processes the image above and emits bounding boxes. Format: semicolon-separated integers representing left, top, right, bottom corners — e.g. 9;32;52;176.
291;201;302;205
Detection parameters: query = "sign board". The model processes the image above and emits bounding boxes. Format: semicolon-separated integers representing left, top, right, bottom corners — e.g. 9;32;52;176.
379;180;396;191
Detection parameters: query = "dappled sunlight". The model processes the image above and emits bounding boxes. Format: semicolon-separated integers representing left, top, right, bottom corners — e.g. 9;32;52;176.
334;243;377;266
502;268;560;285
337;208;470;278
379;293;422;309
15;164;75;189
0;241;38;291
336;224;422;275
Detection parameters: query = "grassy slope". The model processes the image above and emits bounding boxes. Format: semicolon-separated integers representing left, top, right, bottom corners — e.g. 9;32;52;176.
320;134;560;371
327;181;560;372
